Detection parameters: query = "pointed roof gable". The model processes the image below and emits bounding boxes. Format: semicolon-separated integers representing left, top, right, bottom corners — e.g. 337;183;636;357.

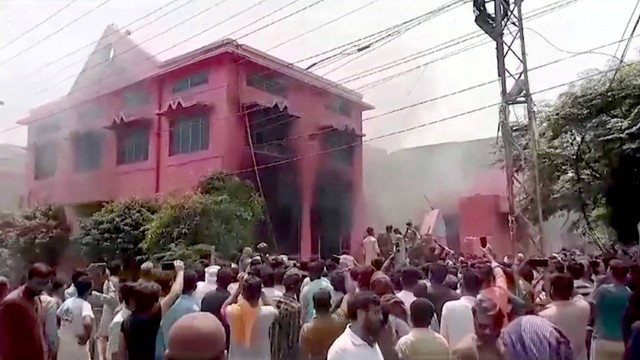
68;24;159;97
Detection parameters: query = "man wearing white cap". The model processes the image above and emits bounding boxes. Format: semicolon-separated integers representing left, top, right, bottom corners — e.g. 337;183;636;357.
193;265;221;306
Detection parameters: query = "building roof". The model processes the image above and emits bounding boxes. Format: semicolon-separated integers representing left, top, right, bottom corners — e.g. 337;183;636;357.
18;25;373;125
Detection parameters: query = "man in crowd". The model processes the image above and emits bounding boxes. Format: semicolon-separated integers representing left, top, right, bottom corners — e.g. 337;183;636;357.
271;271;302;360
301;260;333;323
201;266;234;350
377;225;394;259
158;270;200;356
396;298;450;360
328;291;384;360
363;227;380;266
440;268;482;348
224;274;278;360
539;273;590;360
452;294;504;360
591;259;631;359
425;262;461;322
57;275;95;360
164;312;227;360
300;289;347;360
0;263;54;360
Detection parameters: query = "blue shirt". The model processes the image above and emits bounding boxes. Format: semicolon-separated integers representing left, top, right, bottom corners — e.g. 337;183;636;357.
593;283;631;341
155;294;200;359
301;278;333;323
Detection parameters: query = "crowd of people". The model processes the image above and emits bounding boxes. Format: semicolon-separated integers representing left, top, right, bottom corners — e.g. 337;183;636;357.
0;225;639;360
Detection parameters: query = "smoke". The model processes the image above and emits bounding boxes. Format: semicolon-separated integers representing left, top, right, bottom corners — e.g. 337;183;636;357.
364;138;500;230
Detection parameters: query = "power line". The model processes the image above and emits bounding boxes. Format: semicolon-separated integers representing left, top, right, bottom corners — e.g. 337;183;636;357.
16;0;496;129
222;0;305;39
0;0;114;66
0;0;80;53
35;0;568;99
318;0;467;75
40;0;204;73
613;0;640;58
28;0;293;99
235;0;330;41
609;10;640;86
20;31;637;153
224;59;640;176
526;27;623;62
264;0;382;51
2;0;582;133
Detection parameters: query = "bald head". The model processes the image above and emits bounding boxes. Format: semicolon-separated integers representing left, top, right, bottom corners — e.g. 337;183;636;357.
165;312;226;360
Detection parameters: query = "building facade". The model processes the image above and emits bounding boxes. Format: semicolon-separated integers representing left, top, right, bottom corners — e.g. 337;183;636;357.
0;144;27;213
20;25;373;259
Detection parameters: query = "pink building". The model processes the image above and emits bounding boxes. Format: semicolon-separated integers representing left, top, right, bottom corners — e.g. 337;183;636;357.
458;169;513;257
19;25;373;259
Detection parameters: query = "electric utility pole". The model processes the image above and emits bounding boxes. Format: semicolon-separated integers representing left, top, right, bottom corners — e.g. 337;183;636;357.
474;0;545;254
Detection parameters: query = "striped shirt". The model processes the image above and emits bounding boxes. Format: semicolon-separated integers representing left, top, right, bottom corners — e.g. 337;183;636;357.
501;315;573;360
271;295;302;360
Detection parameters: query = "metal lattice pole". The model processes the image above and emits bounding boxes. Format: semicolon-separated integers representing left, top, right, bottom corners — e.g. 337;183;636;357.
474;0;545;254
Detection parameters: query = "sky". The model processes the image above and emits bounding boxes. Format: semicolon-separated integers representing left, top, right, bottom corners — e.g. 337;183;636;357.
0;0;638;153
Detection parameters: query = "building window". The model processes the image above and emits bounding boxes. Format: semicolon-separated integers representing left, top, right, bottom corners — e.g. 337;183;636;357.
34;142;58;180
171;70;209;93
32;120;61;137
117;126;150;165
326;98;352;117
73;131;104;172
78;104;103;122
246;73;288;97
122;88;150;108
169;114;209;155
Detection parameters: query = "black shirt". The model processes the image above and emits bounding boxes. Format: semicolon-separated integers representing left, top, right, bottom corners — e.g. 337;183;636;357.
121;305;162;360
201;289;231;349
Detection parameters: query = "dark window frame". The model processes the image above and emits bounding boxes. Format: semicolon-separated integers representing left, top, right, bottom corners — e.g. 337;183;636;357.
122;88;150;108
116;125;150;165
32;120;61;137
169;114;210;156
171;70;210;93
78;104;103;122
73;131;104;172
34;141;58;180
246;73;288;97
326;98;352;118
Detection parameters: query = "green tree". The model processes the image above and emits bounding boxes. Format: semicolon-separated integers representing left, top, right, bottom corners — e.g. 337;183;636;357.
144;172;264;262
74;199;158;267
0;205;71;277
509;61;640;243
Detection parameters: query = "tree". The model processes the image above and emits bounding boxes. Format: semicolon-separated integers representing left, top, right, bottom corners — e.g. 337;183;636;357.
0;205;71;277
508;61;640;244
74;199;158;267
144;172;264;262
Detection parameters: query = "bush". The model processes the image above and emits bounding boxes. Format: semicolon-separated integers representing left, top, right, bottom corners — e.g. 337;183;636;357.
74;199;158;267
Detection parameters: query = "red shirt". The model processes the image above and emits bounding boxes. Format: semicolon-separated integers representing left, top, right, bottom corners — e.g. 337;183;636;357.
0;286;45;360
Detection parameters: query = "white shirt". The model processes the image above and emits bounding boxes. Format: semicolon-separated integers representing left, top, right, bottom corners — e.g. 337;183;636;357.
227;306;278;360
262;287;283;299
57;297;94;360
396;289;417;314
363;236;380;266
440;295;475;348
539;297;590;360
107;307;130;360
327;325;384;360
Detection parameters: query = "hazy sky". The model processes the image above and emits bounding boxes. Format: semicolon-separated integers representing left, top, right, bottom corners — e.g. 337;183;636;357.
0;0;637;152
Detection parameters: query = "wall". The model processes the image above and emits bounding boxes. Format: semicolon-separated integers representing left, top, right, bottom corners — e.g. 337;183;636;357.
0;144;27;212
